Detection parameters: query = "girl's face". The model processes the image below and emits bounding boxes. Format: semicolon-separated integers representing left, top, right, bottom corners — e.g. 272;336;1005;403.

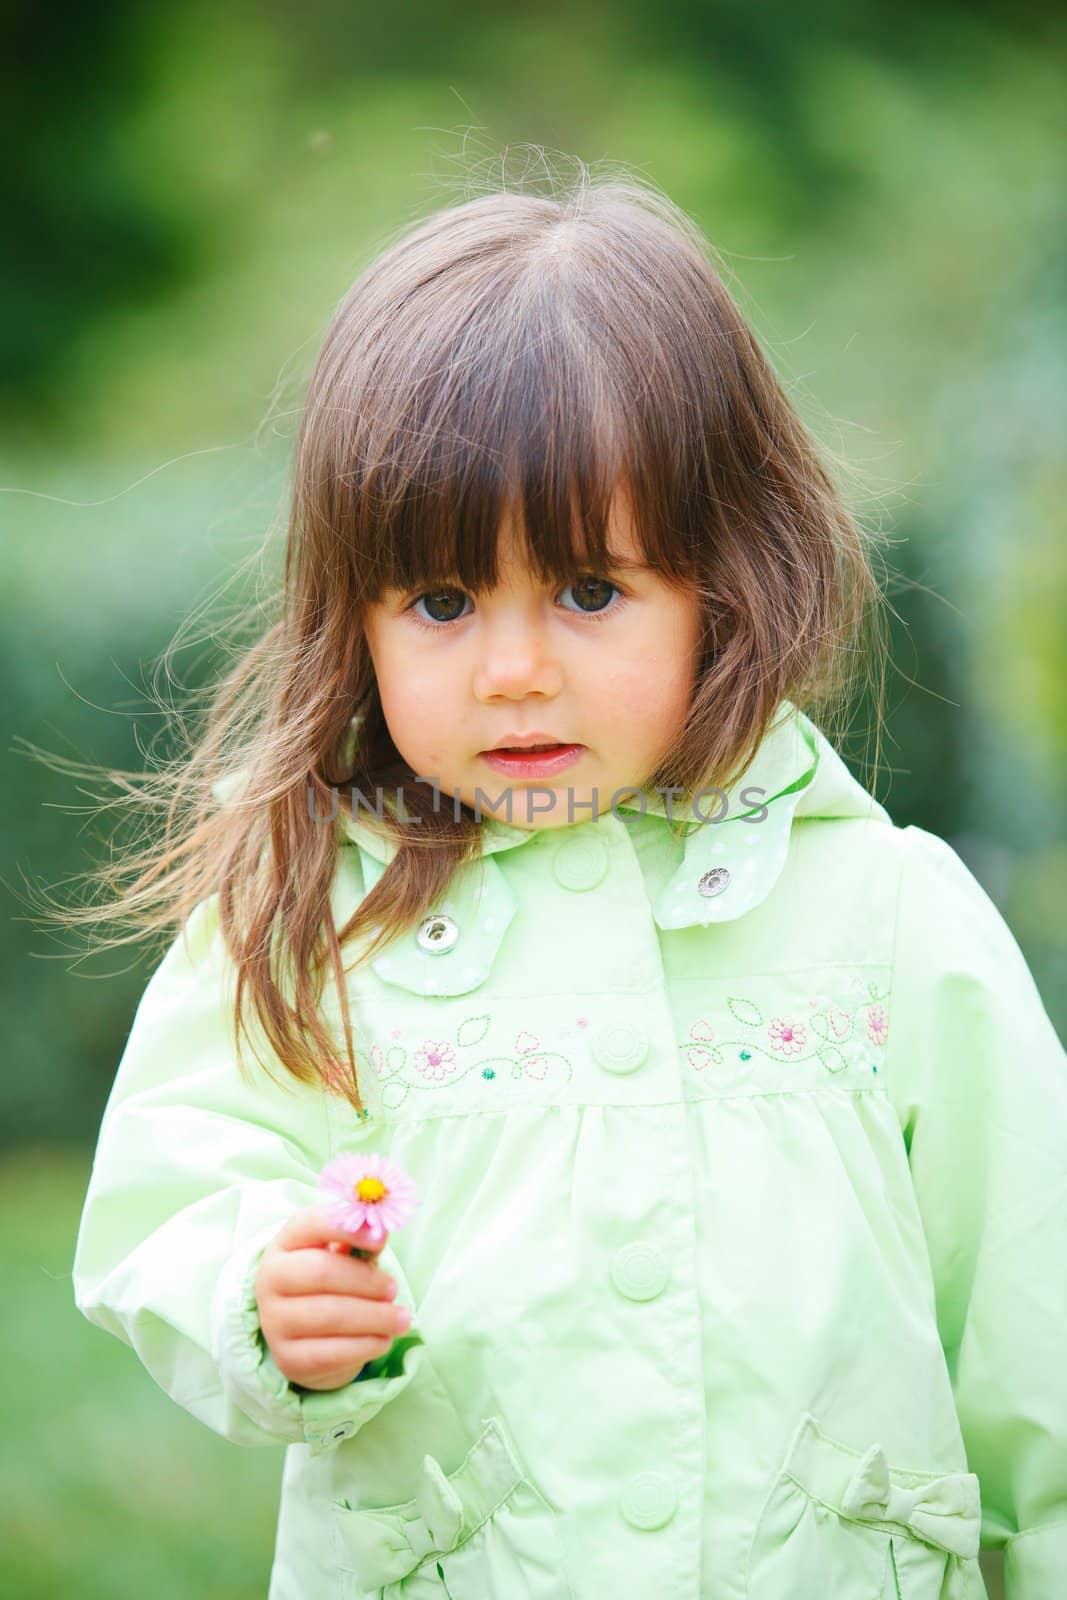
361;491;705;829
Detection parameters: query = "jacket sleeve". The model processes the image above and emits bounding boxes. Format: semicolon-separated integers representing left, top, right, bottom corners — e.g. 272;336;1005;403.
887;823;1067;1596
71;894;426;1456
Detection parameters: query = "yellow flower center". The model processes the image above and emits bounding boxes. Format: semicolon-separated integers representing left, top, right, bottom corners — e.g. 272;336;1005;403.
355;1177;387;1203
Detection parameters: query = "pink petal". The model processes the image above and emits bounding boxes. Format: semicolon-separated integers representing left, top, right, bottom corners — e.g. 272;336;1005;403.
316;1152;421;1238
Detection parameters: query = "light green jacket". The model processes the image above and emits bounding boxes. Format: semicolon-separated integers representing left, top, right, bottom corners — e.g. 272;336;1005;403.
72;700;1067;1600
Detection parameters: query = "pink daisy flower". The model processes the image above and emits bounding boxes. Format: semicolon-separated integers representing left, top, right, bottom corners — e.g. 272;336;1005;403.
317;1152;421;1245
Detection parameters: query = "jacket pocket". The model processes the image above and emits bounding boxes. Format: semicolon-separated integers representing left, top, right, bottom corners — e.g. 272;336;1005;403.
743;1411;986;1600
331;1413;573;1599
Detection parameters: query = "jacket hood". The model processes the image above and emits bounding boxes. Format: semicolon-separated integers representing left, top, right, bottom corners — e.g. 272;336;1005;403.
792;709;892;826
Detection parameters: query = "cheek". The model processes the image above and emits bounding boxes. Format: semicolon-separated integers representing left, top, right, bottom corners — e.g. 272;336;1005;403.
592;661;680;746
371;652;429;743
380;659;471;771
373;637;440;716
657;603;704;698
380;683;435;746
606;616;700;714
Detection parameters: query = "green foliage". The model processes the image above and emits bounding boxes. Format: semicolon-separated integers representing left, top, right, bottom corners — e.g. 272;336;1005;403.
0;1145;279;1597
3;4;1064;1154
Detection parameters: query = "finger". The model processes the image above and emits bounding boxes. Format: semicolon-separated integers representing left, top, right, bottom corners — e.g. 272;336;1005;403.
325;1234;387;1262
344;1222;390;1257
275;1250;399;1300
279;1293;411;1340
275;1206;390;1254
277;1334;396;1387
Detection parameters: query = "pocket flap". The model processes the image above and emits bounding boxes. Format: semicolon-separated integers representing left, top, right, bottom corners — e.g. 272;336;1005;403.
356;852;516;998
786;1412;981;1560
333;1416;524;1589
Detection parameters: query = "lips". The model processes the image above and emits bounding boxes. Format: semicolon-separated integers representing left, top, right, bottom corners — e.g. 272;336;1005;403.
479;743;585;777
484;733;572;752
493;743;565;753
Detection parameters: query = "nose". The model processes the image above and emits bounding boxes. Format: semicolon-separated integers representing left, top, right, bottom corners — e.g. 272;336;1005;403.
471;608;564;702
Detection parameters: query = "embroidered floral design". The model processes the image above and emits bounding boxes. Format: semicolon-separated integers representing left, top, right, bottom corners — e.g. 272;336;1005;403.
680;981;890;1079
728;997;762;1028
767;1017;807;1056
684;1019;716;1072
512;1030;559;1081
360;1010;574;1111
866;1004;888;1046
810;1009;852;1045
414;1040;458;1081
457;1014;491;1048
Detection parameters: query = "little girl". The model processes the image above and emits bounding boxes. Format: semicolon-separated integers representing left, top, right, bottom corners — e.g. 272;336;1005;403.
69;166;1065;1600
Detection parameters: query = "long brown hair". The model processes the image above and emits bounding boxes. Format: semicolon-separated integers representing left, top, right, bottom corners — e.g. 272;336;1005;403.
25;155;892;1118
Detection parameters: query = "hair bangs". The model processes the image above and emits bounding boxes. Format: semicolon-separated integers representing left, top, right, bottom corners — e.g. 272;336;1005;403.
343;253;701;605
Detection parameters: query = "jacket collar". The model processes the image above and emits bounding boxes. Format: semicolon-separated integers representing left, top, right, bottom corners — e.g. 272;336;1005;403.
214;702;890;998
339;698;891;936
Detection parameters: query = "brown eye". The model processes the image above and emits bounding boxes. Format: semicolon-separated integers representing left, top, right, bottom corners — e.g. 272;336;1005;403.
410;589;470;625
563;576;619;615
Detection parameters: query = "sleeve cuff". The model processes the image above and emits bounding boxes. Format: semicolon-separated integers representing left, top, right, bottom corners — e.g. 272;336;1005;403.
1003;1520;1067;1600
212;1225;426;1456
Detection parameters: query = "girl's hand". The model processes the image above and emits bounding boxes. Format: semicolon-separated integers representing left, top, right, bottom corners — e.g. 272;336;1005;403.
254;1205;413;1391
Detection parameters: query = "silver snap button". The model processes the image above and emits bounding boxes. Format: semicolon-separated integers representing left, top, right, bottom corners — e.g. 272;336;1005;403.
416;913;459;954
697;867;731;898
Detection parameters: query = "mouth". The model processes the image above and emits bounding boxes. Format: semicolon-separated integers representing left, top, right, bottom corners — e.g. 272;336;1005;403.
488;743;569;754
482;731;580;753
479;742;585;775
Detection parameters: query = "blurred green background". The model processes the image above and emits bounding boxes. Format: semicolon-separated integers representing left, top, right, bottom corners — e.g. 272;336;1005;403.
5;1;1064;1592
